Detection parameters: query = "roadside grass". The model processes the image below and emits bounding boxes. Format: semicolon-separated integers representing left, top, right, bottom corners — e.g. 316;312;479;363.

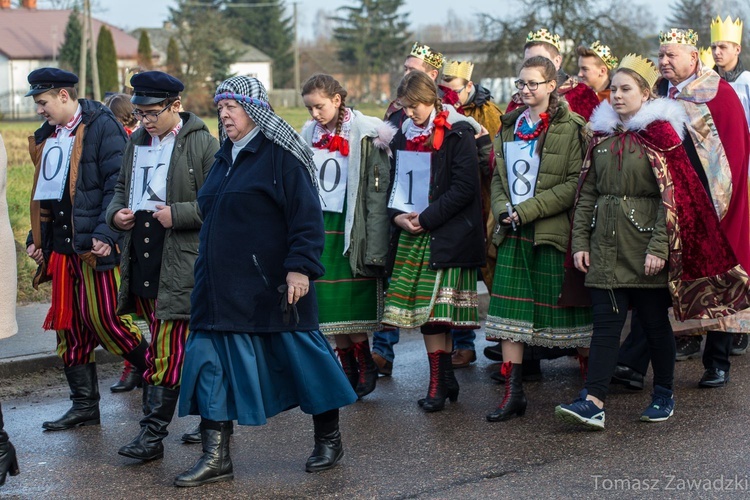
1;103;386;304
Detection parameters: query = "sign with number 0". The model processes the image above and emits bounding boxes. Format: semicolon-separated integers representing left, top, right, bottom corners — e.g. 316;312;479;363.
504;141;540;205
33;135;75;201
388;150;430;214
313;149;348;213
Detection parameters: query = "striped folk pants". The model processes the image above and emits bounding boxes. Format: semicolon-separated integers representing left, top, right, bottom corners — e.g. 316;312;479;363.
136;297;189;389
55;255;143;366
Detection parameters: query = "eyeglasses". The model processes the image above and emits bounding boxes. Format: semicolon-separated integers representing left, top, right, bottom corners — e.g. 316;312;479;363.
514;79;552;91
132;103;172;123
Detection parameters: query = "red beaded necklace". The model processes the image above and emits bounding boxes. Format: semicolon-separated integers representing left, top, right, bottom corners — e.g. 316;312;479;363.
515;112;550;141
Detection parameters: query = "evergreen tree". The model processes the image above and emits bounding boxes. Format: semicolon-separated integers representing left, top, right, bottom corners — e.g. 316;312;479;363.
96;25;119;96
59;7;82;73
166;36;182;78
332;0;410;98
224;0;295;88
137;30;153;69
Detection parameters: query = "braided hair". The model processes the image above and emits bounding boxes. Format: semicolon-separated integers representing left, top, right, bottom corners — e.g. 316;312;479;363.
301;74;348;135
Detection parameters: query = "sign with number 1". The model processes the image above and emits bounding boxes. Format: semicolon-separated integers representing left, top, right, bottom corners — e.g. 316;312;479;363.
389;150;430;214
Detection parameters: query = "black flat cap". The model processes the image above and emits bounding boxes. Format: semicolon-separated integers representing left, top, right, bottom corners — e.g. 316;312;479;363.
26;67;79;97
130;71;185;105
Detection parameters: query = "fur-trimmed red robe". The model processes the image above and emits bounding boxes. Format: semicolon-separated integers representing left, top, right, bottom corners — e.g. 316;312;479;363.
576;99;750;320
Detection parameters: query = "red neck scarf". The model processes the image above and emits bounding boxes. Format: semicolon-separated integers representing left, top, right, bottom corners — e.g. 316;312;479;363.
312;133;350;157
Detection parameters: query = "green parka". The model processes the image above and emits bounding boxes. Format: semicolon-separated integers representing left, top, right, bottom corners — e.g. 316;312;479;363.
106;112;219;320
491;105;585;252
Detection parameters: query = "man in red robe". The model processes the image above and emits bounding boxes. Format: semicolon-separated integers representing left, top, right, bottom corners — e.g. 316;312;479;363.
613;28;750;390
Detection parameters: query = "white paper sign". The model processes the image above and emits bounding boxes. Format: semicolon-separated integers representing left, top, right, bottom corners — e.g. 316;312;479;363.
388;150;431;214
33;135;74;201
504;141;540;205
128;145;171;212
313;149;348;213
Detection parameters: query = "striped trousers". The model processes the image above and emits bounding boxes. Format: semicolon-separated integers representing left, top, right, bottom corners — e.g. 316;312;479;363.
55;255;143;366
136;297;189;389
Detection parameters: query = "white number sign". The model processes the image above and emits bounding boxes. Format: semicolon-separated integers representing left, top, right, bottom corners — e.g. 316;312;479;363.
128;145;170;212
33;135;74;201
388;150;431;214
313;149;348;213
504;141;540;205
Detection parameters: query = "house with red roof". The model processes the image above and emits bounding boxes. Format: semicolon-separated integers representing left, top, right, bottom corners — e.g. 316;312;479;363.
0;0;143;118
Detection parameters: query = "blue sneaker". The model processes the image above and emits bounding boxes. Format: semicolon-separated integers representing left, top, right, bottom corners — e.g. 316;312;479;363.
555;389;605;430
640;385;674;422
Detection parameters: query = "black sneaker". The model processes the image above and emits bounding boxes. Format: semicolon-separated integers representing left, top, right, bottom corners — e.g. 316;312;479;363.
730;334;749;356
675;336;701;361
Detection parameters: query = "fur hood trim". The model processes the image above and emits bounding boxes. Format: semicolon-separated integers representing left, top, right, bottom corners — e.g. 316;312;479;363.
589;98;688;140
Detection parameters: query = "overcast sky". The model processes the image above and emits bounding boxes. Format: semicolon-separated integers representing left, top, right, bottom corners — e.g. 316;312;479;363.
51;0;679;40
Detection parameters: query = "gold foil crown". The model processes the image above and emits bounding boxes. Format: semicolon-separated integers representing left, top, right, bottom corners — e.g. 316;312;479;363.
590;41;618;70
659;28;699;46
618;54;659;89
526;28;561;52
711;16;743;45
443;60;474;81
699;47;715;68
409;42;444;69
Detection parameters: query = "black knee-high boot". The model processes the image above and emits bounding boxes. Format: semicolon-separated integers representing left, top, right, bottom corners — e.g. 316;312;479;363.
119;385;180;461
305;409;343;472
42;363;101;431
486;361;527;422
174;419;234;487
0;403;19;486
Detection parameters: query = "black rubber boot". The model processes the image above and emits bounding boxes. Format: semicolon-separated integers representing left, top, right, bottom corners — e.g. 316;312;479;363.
334;346;359;390
110;362;143;393
141;384;149;417
353;339;378;398
487;362;527;422
174;420;234;487
42;363;101;431
118;385;180;461
181;424;201;444
305;409;344;472
0;403;20;486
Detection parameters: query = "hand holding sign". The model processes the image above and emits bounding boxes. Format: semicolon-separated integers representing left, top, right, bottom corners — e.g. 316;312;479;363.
153;205;173;228
113;208;135;230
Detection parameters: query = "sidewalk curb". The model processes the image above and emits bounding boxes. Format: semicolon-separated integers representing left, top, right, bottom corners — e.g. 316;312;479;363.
0;349;121;378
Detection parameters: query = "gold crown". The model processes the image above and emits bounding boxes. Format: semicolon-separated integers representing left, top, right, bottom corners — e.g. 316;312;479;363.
710;16;743;45
659;28;699;46
526;28;561;52
699;47;716;68
618;54;659;89
590;41;618;70
409;42;444;69
443;60;474;81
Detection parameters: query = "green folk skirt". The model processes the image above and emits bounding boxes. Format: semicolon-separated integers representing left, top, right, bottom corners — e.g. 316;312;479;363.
382;231;479;330
485;225;592;347
316;210;382;336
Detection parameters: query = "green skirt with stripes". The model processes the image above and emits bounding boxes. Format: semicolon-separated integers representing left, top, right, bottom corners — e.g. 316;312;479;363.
383;231;479;329
316;210;382;336
485;225;591;347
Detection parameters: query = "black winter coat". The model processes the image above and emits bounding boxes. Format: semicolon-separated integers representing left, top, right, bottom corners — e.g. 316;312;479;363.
389;120;486;270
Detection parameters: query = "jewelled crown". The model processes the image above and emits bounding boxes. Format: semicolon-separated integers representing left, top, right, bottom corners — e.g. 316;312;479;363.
590;41;618;70
710;16;743;45
409;42;444;69
443;60;474;81
699;47;715;68
526;28;561;52
618;54;659;89
659;28;699;47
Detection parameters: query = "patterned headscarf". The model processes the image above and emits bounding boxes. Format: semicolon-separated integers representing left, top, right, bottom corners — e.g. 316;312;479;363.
214;76;317;187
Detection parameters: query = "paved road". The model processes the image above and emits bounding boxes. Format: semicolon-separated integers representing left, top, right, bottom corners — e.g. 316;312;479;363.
1;328;749;498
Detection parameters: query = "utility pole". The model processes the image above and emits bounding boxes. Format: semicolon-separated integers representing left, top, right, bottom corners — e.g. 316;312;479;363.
88;0;100;101
293;1;299;106
78;0;87;98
